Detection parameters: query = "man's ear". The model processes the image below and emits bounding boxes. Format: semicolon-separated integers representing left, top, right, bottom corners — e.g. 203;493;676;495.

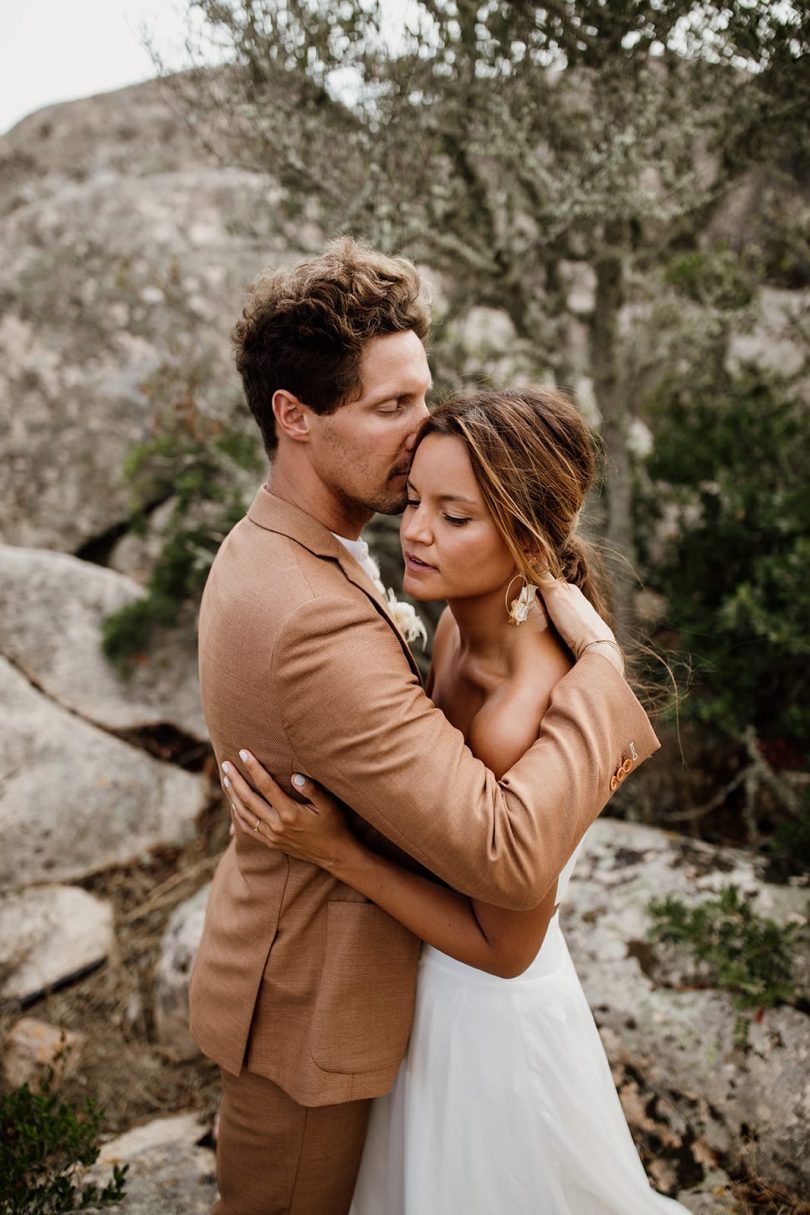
272;390;311;443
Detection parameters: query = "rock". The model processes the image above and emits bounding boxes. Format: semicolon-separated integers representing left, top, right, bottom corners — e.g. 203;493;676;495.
154;883;211;1059
564;819;810;1197
0;79;282;556
0;545;207;740
0;657;206;889
0;886;114;1002
677;1171;747;1214
2;1016;86;1089
78;1113;217;1215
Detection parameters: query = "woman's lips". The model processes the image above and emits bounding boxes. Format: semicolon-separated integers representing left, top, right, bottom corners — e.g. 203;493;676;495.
404;552;436;573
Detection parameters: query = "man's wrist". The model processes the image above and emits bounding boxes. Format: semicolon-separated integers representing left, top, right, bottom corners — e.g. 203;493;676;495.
578;638;625;676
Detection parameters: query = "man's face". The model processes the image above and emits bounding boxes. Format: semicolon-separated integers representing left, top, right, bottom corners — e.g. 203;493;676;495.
307;330;432;519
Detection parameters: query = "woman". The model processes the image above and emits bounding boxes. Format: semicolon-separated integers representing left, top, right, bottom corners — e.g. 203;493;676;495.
223;387;688;1213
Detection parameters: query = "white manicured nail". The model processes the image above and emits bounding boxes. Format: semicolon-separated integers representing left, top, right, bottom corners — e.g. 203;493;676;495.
292;773;306;788
239;750;250;763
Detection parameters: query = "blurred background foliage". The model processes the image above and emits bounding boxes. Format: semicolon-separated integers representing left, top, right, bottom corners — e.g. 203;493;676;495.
107;0;809;865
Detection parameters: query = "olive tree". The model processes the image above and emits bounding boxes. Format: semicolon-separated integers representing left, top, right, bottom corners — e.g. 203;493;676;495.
170;0;807;627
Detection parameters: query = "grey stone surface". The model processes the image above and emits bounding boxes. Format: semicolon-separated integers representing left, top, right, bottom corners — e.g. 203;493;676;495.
564;818;810;1196
0;544;207;739
78;1114;217;1215
154;883;212;1060
0;885;114;1001
0;80;279;555
0;656;205;888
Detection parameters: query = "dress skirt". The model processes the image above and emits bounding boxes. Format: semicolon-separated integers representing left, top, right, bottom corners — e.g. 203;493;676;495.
350;856;691;1214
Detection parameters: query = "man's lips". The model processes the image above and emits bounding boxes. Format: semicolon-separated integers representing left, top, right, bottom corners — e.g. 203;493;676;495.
404;551;436;572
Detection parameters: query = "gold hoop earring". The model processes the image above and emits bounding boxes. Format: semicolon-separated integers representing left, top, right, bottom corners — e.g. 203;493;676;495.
505;574;537;626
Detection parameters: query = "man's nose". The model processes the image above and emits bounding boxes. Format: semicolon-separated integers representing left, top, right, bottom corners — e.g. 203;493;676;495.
404;401;430;451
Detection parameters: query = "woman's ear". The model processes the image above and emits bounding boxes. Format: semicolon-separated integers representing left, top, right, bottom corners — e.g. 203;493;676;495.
272;390;311;443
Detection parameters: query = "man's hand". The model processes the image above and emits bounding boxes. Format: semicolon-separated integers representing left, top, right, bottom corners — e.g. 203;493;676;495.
537;579;624;675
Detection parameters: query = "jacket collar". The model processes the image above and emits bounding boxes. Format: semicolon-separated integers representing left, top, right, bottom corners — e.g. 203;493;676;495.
246;486;423;681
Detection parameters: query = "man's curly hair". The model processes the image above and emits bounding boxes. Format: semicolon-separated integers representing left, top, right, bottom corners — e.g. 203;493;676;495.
233;236;430;455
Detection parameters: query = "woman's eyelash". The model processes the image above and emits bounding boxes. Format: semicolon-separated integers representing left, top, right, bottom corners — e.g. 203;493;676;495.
444;514;469;527
405;498;421;508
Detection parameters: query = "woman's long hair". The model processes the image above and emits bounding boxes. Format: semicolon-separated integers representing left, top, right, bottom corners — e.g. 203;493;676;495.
415;386;611;625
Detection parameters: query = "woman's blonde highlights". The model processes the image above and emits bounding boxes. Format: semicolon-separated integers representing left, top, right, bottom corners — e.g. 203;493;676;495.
416;387;611;624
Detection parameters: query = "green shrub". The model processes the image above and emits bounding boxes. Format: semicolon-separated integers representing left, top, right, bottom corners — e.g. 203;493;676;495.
0;1076;127;1214
647;884;801;1043
102;422;263;674
639;365;810;760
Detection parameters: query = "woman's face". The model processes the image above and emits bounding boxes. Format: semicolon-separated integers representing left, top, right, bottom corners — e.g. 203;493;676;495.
400;433;517;602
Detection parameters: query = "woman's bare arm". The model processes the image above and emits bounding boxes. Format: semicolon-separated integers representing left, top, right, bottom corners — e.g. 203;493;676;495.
225;702;559;980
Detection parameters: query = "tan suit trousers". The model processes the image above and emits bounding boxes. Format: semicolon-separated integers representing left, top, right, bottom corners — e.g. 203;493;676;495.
215;1069;371;1215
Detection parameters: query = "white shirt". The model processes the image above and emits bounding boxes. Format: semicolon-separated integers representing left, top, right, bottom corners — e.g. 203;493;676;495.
331;532;385;591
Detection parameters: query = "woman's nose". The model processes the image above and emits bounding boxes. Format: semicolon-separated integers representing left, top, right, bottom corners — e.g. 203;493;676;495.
402;505;432;543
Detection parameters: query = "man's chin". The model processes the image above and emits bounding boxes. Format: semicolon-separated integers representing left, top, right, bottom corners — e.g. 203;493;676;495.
367;488;408;516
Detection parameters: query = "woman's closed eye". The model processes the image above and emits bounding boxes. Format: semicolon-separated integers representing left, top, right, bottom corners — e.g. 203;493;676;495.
444;513;470;527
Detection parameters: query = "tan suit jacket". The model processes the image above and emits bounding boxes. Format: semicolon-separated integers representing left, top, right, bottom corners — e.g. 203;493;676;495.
189;486;659;1107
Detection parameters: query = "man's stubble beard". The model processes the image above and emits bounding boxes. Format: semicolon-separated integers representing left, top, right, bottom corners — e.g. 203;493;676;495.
339;482;408;520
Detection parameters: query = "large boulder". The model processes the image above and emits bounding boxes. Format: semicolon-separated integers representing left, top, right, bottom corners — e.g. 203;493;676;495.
0;545;206;739
0;885;114;1002
77;1113;217;1215
564;818;810;1197
0;656;205;888
154;882;212;1060
0;166;266;553
0;80;286;556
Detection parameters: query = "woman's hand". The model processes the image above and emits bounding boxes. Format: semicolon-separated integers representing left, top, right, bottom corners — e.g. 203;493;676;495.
537;578;624;674
221;751;354;872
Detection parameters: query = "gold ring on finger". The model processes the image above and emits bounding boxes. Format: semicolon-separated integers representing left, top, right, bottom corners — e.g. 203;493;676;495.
253;816;261;832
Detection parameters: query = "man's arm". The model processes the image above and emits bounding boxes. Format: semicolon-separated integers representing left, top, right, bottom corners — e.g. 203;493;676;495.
268;595;657;911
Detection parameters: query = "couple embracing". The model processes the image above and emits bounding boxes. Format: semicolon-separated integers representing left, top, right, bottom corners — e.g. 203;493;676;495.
189;238;689;1214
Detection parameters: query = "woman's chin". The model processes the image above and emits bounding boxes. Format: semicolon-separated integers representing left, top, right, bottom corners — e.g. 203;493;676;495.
402;571;437;602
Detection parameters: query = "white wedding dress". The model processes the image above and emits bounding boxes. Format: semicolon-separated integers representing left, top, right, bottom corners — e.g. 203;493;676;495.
350;839;691;1214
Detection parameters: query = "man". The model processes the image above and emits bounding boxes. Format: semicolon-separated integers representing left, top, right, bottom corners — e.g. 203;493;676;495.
189;237;658;1214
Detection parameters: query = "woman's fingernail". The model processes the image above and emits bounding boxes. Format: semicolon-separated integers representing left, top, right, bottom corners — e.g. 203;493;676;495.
223;776;230;789
222;761;231;774
292;773;306;788
239;750;250;763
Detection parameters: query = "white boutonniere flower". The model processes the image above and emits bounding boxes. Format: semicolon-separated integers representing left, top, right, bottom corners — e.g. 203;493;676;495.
351;539;429;650
384;587;429;649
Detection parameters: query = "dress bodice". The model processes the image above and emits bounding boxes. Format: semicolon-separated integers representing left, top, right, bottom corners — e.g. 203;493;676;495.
420;832;586;987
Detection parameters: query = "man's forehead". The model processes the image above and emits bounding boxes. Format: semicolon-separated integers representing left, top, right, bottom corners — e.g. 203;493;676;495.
356;333;432;398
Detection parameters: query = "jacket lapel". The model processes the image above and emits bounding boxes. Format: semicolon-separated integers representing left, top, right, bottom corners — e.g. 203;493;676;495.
246;487;423;683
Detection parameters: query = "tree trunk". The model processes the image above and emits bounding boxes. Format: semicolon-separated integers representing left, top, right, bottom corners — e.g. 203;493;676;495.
590;228;635;638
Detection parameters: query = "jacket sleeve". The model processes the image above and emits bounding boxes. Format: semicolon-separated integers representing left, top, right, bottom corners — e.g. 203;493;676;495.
272;595;659;910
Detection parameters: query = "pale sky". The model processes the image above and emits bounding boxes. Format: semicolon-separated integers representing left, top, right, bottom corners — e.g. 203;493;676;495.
0;0;417;137
0;0;198;136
